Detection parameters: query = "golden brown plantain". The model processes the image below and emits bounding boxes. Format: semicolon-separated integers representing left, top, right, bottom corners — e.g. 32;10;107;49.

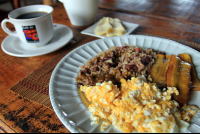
178;53;200;91
149;54;171;89
166;55;191;106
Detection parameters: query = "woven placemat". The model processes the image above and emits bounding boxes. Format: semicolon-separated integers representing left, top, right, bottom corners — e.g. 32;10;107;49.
10;37;81;110
10;35;200;110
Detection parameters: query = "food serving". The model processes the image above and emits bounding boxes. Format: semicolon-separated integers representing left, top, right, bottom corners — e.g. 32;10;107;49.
76;44;158;87
94;17;126;37
80;76;199;133
76;43;200;133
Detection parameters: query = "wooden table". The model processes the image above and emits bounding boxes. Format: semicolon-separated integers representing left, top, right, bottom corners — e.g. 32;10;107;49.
1;0;200;133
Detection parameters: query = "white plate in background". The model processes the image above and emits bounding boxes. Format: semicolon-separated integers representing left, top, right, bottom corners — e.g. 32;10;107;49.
49;35;200;133
81;20;139;38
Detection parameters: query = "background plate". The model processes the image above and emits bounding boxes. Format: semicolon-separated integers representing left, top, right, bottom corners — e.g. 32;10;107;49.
49;35;200;133
81;20;139;38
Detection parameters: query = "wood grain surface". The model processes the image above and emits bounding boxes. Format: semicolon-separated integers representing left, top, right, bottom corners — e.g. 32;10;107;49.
0;0;200;133
98;0;200;25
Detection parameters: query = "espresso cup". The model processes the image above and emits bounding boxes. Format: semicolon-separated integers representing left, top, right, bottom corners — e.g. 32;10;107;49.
1;5;54;48
59;0;99;26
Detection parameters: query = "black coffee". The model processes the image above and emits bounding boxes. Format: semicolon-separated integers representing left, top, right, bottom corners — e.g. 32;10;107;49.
16;12;48;19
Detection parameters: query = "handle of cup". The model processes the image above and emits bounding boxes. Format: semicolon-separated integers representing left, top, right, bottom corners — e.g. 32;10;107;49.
1;19;18;37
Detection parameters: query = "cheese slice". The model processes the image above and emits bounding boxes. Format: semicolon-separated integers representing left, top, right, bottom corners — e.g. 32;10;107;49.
107;29;126;37
109;18;125;31
94;17;113;36
94;17;126;37
107;18;126;37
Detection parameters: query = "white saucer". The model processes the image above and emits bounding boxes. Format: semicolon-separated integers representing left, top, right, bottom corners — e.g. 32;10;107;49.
1;23;73;57
81;20;139;38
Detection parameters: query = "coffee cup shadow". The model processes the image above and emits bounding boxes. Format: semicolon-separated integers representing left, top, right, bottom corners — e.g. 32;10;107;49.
48;26;66;44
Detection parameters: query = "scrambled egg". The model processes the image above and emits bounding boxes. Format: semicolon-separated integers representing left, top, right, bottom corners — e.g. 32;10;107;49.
80;76;199;133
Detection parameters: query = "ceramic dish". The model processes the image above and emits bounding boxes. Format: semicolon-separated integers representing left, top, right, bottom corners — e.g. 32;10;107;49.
81;20;139;38
49;35;200;133
1;23;73;57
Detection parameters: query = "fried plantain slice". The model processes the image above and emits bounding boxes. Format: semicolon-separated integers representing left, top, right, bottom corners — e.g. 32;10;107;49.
166;55;191;106
178;53;200;91
149;54;171;88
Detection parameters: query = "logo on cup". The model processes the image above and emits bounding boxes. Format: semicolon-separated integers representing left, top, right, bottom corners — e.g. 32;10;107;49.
22;25;39;43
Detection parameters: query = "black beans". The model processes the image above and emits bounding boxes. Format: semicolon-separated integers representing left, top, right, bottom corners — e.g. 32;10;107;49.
117;67;122;70
88;76;95;85
94;67;99;71
101;59;104;64
122;46;129;49
141;59;147;65
84;68;91;74
80;71;84;75
103;56;111;60
125;65;135;69
158;52;166;55
125;65;135;72
113;52;117;58
145;56;150;64
141;56;151;65
107;63;116;67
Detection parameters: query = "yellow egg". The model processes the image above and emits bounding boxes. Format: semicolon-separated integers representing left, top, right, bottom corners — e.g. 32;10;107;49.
80;76;199;133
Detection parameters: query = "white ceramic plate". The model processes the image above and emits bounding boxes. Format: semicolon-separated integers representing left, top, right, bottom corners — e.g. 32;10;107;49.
49;35;200;133
1;23;73;57
81;20;139;38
